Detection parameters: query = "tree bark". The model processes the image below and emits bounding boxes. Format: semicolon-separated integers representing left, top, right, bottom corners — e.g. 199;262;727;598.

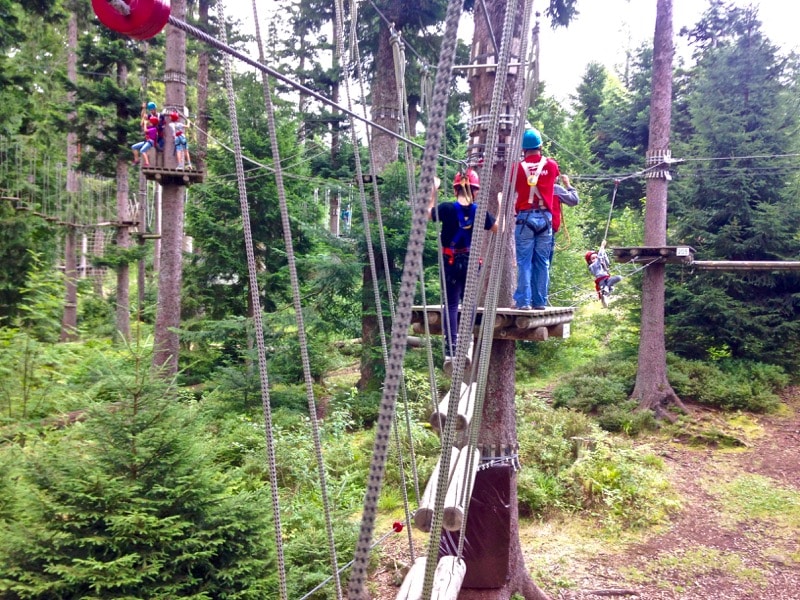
115;63;131;342
153;0;188;375
631;0;686;417
370;24;400;174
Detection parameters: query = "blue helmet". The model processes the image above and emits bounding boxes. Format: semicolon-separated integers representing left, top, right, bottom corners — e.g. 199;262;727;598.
522;128;542;150
147;101;157;111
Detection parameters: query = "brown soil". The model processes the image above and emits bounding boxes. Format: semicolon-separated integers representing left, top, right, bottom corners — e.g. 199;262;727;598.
372;388;800;599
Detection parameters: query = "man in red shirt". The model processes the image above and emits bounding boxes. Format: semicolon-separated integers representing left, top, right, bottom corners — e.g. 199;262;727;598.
512;128;560;310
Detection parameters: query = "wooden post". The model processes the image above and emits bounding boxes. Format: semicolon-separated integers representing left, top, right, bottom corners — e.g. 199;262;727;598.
396;556;467;600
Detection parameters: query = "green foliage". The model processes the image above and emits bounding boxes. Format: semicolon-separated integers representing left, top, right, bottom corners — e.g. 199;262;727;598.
516;395;595;515
0;329;113;424
0;207;57;323
515;395;675;530
332;387;380;429
596;400;658;435
15;251;64;343
560;438;679;532
667;356;787;412
551;353;636;412
0;343;275;599
667;3;800;373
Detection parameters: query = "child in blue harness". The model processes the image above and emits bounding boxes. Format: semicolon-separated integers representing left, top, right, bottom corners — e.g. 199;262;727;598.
428;170;498;373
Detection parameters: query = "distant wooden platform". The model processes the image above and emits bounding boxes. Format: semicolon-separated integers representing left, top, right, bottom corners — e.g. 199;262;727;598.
141;165;205;186
611;245;695;265
411;305;574;342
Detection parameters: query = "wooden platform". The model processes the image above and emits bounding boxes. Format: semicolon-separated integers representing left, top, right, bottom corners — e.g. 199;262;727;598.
610;245;695;265
141;165;205;186
410;305;574;342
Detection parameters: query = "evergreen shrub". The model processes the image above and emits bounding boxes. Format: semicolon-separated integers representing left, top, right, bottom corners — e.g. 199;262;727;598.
667;355;787;412
516;396;596;515
551;353;636;415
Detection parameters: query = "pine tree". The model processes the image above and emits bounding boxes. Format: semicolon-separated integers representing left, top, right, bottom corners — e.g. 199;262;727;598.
0;346;274;599
667;2;800;371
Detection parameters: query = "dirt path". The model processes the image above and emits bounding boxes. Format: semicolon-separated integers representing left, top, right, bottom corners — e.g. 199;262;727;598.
372;389;800;599
555;387;800;600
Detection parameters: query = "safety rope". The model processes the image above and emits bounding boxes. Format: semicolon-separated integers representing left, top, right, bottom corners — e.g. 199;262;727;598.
250;2;343;598
344;0;465;595
345;0;431;564
332;0;421;568
216;5;287;599
603;179;621;243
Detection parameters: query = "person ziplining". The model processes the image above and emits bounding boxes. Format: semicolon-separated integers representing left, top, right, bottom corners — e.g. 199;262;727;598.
586;240;622;307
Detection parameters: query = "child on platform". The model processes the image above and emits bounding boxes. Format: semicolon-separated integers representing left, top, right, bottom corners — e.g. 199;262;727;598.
132;115;159;167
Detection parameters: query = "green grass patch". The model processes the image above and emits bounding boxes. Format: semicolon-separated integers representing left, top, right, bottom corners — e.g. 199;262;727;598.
712;474;800;528
620;546;767;591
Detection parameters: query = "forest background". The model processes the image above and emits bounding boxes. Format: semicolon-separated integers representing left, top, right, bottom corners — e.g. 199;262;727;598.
0;0;799;598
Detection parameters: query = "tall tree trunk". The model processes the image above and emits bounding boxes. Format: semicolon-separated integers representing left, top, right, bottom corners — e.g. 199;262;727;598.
115;63;131;341
458;1;550;597
357;18;402;392
631;0;686;417
60;9;79;342
137;174;147;321
153;183;162;275
370;25;399;174
153;0;188;375
61;227;78;341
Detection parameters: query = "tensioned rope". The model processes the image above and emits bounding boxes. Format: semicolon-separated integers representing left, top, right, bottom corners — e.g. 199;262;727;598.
344;0;465;595
420;2;539;592
165;15;465;167
345;0;421;560
333;0;427;580
249;2;343;598
215;5;288;599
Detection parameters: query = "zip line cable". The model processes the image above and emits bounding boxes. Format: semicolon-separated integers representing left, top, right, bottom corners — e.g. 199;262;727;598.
166;15;465;167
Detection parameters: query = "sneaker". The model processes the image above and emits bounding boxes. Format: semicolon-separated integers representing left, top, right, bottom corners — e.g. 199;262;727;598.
176;163;184;170
131;159;139;165
186;163;194;170
513;304;532;310
532;306;546;310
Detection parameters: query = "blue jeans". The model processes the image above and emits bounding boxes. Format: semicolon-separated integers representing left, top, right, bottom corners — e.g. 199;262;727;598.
132;140;153;153
513;209;553;308
442;255;468;357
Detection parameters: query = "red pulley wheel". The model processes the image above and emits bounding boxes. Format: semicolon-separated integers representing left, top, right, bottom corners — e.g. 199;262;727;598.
130;0;170;40
92;0;169;40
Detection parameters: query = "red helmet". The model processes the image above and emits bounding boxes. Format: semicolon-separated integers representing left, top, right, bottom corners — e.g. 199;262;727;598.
453;169;480;192
169;111;180;122
148;116;159;125
585;251;596;264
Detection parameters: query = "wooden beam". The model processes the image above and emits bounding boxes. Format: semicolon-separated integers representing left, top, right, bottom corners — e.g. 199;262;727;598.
692;261;800;271
430;383;477;432
414;447;461;532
